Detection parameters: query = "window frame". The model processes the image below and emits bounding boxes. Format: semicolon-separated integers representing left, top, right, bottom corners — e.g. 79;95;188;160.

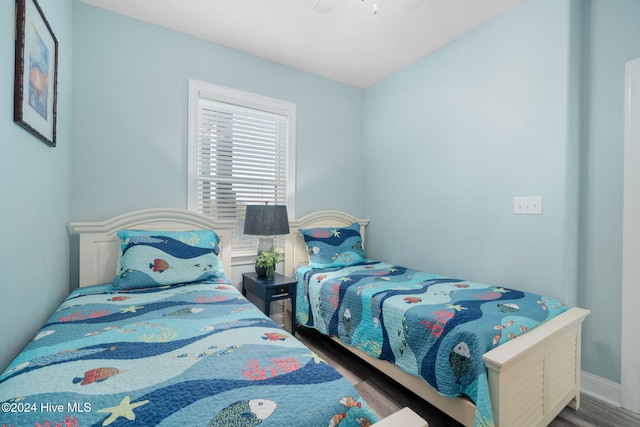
187;79;296;259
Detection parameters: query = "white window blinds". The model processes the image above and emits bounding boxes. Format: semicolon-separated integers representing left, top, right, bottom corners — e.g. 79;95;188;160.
188;80;296;254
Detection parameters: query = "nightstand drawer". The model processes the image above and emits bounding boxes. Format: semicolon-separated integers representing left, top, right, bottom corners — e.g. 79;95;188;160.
273;286;291;296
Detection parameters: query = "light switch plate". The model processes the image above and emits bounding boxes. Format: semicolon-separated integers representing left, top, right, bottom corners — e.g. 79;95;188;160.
514;196;543;214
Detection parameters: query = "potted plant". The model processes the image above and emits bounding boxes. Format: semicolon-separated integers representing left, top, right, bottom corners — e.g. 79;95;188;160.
254;247;282;280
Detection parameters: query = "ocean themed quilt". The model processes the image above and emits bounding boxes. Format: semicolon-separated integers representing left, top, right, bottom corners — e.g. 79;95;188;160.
0;281;377;427
296;261;568;427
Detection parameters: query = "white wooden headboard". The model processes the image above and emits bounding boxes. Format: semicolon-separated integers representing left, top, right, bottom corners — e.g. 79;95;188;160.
284;210;369;277
68;208;235;287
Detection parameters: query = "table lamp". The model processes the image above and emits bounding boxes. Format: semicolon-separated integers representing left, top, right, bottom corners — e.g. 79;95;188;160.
243;204;290;254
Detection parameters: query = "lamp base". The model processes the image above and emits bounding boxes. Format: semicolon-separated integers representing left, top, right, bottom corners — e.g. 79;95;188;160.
257;237;275;255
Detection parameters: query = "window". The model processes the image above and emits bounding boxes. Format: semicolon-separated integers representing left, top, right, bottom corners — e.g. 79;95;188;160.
188;80;296;255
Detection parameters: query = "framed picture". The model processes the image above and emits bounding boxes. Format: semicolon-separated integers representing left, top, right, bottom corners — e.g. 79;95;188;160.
14;0;58;147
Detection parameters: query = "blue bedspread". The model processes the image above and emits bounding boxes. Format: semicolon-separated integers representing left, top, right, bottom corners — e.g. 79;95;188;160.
0;281;377;427
297;261;568;427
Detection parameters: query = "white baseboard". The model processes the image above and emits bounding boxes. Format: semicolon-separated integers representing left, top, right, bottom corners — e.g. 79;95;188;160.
581;370;622;408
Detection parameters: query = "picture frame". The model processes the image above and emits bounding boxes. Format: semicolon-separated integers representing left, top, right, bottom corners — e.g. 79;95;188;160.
14;0;58;147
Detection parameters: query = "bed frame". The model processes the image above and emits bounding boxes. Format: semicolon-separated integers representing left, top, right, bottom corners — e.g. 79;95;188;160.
285;210;590;427
67;208;428;427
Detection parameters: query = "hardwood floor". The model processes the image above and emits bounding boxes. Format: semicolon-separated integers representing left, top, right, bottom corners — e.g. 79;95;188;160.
296;327;640;427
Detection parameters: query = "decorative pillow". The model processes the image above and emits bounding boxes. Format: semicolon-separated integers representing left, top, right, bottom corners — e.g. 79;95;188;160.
299;222;365;269
113;229;225;290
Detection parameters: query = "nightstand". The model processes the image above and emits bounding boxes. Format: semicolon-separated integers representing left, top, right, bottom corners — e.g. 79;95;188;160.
242;272;297;336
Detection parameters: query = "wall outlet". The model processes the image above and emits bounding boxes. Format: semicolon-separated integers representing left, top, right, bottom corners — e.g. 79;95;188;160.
514;196;543;214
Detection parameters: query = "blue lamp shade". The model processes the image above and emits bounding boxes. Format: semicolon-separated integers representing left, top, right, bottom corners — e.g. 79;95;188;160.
243;205;290;236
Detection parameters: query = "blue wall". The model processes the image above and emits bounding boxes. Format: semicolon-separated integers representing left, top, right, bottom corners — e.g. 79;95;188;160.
363;0;573;300
71;2;365;223
0;0;73;370
577;0;640;383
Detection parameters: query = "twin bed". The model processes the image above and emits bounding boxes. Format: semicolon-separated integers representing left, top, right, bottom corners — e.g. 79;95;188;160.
0;208;589;427
285;210;590;427
0;209;393;427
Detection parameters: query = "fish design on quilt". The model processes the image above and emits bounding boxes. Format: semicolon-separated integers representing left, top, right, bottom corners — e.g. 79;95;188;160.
343;309;352;335
449;342;471;384
538;298;552;310
150;258;171;273
213;345;242;357
340;396;362;408
72;367;125;385
329;397;371;427
174;352;194;359
85;326;120;336
208;399;276;427
493;334;502;345
127;236;167;245
313;229;332;238
2;361;29;376
164;307;204;316
356;417;373;427
33;330;55;340
262;332;289;341
494;320;514;330
329;412;347;427
497;303;520;313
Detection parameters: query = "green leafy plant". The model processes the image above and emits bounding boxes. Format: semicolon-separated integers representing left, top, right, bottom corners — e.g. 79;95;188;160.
255;247;283;268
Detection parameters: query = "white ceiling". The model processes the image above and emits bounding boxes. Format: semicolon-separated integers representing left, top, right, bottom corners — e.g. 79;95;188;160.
77;0;525;88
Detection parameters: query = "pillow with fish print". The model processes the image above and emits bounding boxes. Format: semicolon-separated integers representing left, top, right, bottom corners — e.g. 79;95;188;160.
113;229;226;290
299;222;365;269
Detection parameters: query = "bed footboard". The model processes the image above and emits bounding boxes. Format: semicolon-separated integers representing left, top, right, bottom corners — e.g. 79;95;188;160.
310;307;589;427
483;307;590;427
